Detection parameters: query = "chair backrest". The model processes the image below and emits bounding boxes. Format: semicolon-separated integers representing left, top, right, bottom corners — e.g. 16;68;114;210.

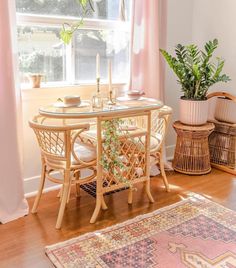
151;105;172;151
29;115;90;164
133;105;172;152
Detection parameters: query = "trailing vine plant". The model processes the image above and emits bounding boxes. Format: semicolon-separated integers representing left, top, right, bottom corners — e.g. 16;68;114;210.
100;119;132;188
60;0;95;44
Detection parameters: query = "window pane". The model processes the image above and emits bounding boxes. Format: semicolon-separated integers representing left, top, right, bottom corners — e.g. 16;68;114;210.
74;29;130;83
16;0;131;21
17;26;66;84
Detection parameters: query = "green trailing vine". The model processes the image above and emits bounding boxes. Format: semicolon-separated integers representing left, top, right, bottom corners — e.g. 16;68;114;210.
100;119;132;188
60;0;95;44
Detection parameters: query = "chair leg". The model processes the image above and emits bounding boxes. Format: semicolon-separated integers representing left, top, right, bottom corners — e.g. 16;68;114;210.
128;188;133;204
56;170;71;229
101;195;108;210
159;153;170;192
145;179;154;203
57;187;62;198
31;163;46;213
75;183;80;197
66;179;72;204
90;194;102;223
75;171;80;198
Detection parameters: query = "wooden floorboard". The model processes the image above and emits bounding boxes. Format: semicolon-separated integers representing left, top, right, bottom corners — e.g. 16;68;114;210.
0;168;235;267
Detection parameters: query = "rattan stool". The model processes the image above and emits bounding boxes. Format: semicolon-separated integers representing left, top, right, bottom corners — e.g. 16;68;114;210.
209;120;236;175
173;121;215;175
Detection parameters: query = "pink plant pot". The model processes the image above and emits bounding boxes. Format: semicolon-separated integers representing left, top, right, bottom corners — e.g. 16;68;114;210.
179;98;208;125
215;97;236;124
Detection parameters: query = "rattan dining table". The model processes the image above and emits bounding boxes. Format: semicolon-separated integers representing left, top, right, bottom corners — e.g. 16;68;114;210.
39;97;163;223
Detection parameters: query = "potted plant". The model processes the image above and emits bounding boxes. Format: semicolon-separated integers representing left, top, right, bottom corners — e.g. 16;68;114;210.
19;51;44;88
160;39;230;125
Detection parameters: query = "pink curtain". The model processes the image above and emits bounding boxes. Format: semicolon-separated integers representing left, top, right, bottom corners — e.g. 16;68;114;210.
129;0;167;101
0;1;28;223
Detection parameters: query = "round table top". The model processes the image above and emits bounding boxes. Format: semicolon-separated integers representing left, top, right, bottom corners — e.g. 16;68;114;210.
173;121;215;132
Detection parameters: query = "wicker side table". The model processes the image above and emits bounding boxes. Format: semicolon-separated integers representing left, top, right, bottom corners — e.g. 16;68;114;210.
209;120;236;175
173;121;215;175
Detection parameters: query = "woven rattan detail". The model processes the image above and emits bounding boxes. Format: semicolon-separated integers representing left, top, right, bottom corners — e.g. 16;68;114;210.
173;121;214;175
209;122;236;169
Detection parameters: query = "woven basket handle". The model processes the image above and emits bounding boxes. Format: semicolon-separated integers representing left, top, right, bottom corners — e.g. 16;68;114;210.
207;91;236;102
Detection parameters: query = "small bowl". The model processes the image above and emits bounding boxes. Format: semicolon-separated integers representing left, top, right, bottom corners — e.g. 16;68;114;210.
127;90;144;96
64;95;81;106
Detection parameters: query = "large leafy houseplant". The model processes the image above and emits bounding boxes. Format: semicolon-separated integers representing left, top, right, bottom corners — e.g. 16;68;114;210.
160;39;230;100
160;39;230;125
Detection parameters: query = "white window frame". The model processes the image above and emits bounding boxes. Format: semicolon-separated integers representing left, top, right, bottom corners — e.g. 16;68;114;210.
16;13;131;87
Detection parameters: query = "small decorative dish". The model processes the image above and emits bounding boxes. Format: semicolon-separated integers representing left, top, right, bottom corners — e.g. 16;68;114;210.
117;96;145;101
53;100;90;108
127;90;145;97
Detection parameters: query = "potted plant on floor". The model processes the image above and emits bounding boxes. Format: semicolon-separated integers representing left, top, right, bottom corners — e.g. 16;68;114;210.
160;39;230;125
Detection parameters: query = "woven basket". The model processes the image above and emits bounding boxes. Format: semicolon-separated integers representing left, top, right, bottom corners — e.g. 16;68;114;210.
209;121;236;169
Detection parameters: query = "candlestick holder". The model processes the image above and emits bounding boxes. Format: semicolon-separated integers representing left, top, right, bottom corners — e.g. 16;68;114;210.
107;88;116;105
96;77;100;94
92;77;103;109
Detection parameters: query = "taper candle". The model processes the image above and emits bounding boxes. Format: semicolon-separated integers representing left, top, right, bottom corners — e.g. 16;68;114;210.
108;59;112;93
96;53;100;79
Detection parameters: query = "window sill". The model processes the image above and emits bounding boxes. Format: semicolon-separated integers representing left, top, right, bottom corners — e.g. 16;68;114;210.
21;82;127;91
21;83;128;102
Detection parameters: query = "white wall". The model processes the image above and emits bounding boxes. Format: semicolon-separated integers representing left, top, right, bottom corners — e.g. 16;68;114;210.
164;0;194;156
192;0;236;95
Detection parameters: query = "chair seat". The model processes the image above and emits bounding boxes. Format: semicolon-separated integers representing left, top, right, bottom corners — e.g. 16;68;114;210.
73;142;96;164
81;129;162;152
141;135;161;151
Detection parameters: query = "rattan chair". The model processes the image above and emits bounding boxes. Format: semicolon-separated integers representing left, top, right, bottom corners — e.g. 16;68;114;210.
29;115;97;229
118;105;172;192
148;105;172;192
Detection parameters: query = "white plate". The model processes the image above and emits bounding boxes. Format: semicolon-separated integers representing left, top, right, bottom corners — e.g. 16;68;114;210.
53;101;90;108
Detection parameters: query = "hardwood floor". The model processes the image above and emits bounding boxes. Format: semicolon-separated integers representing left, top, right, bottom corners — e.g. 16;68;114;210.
0;169;235;268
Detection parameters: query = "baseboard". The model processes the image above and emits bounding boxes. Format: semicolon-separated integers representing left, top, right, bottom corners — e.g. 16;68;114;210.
24;175;61;198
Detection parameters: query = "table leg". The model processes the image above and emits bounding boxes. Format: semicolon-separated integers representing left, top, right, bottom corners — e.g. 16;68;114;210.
90;117;103;223
90;196;102;223
145;112;154;203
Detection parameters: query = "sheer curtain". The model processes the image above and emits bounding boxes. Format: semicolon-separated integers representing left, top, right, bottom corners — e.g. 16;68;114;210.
129;0;171;175
129;0;167;101
0;0;29;223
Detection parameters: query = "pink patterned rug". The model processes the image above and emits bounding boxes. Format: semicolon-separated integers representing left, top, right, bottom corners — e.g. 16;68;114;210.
45;195;236;267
